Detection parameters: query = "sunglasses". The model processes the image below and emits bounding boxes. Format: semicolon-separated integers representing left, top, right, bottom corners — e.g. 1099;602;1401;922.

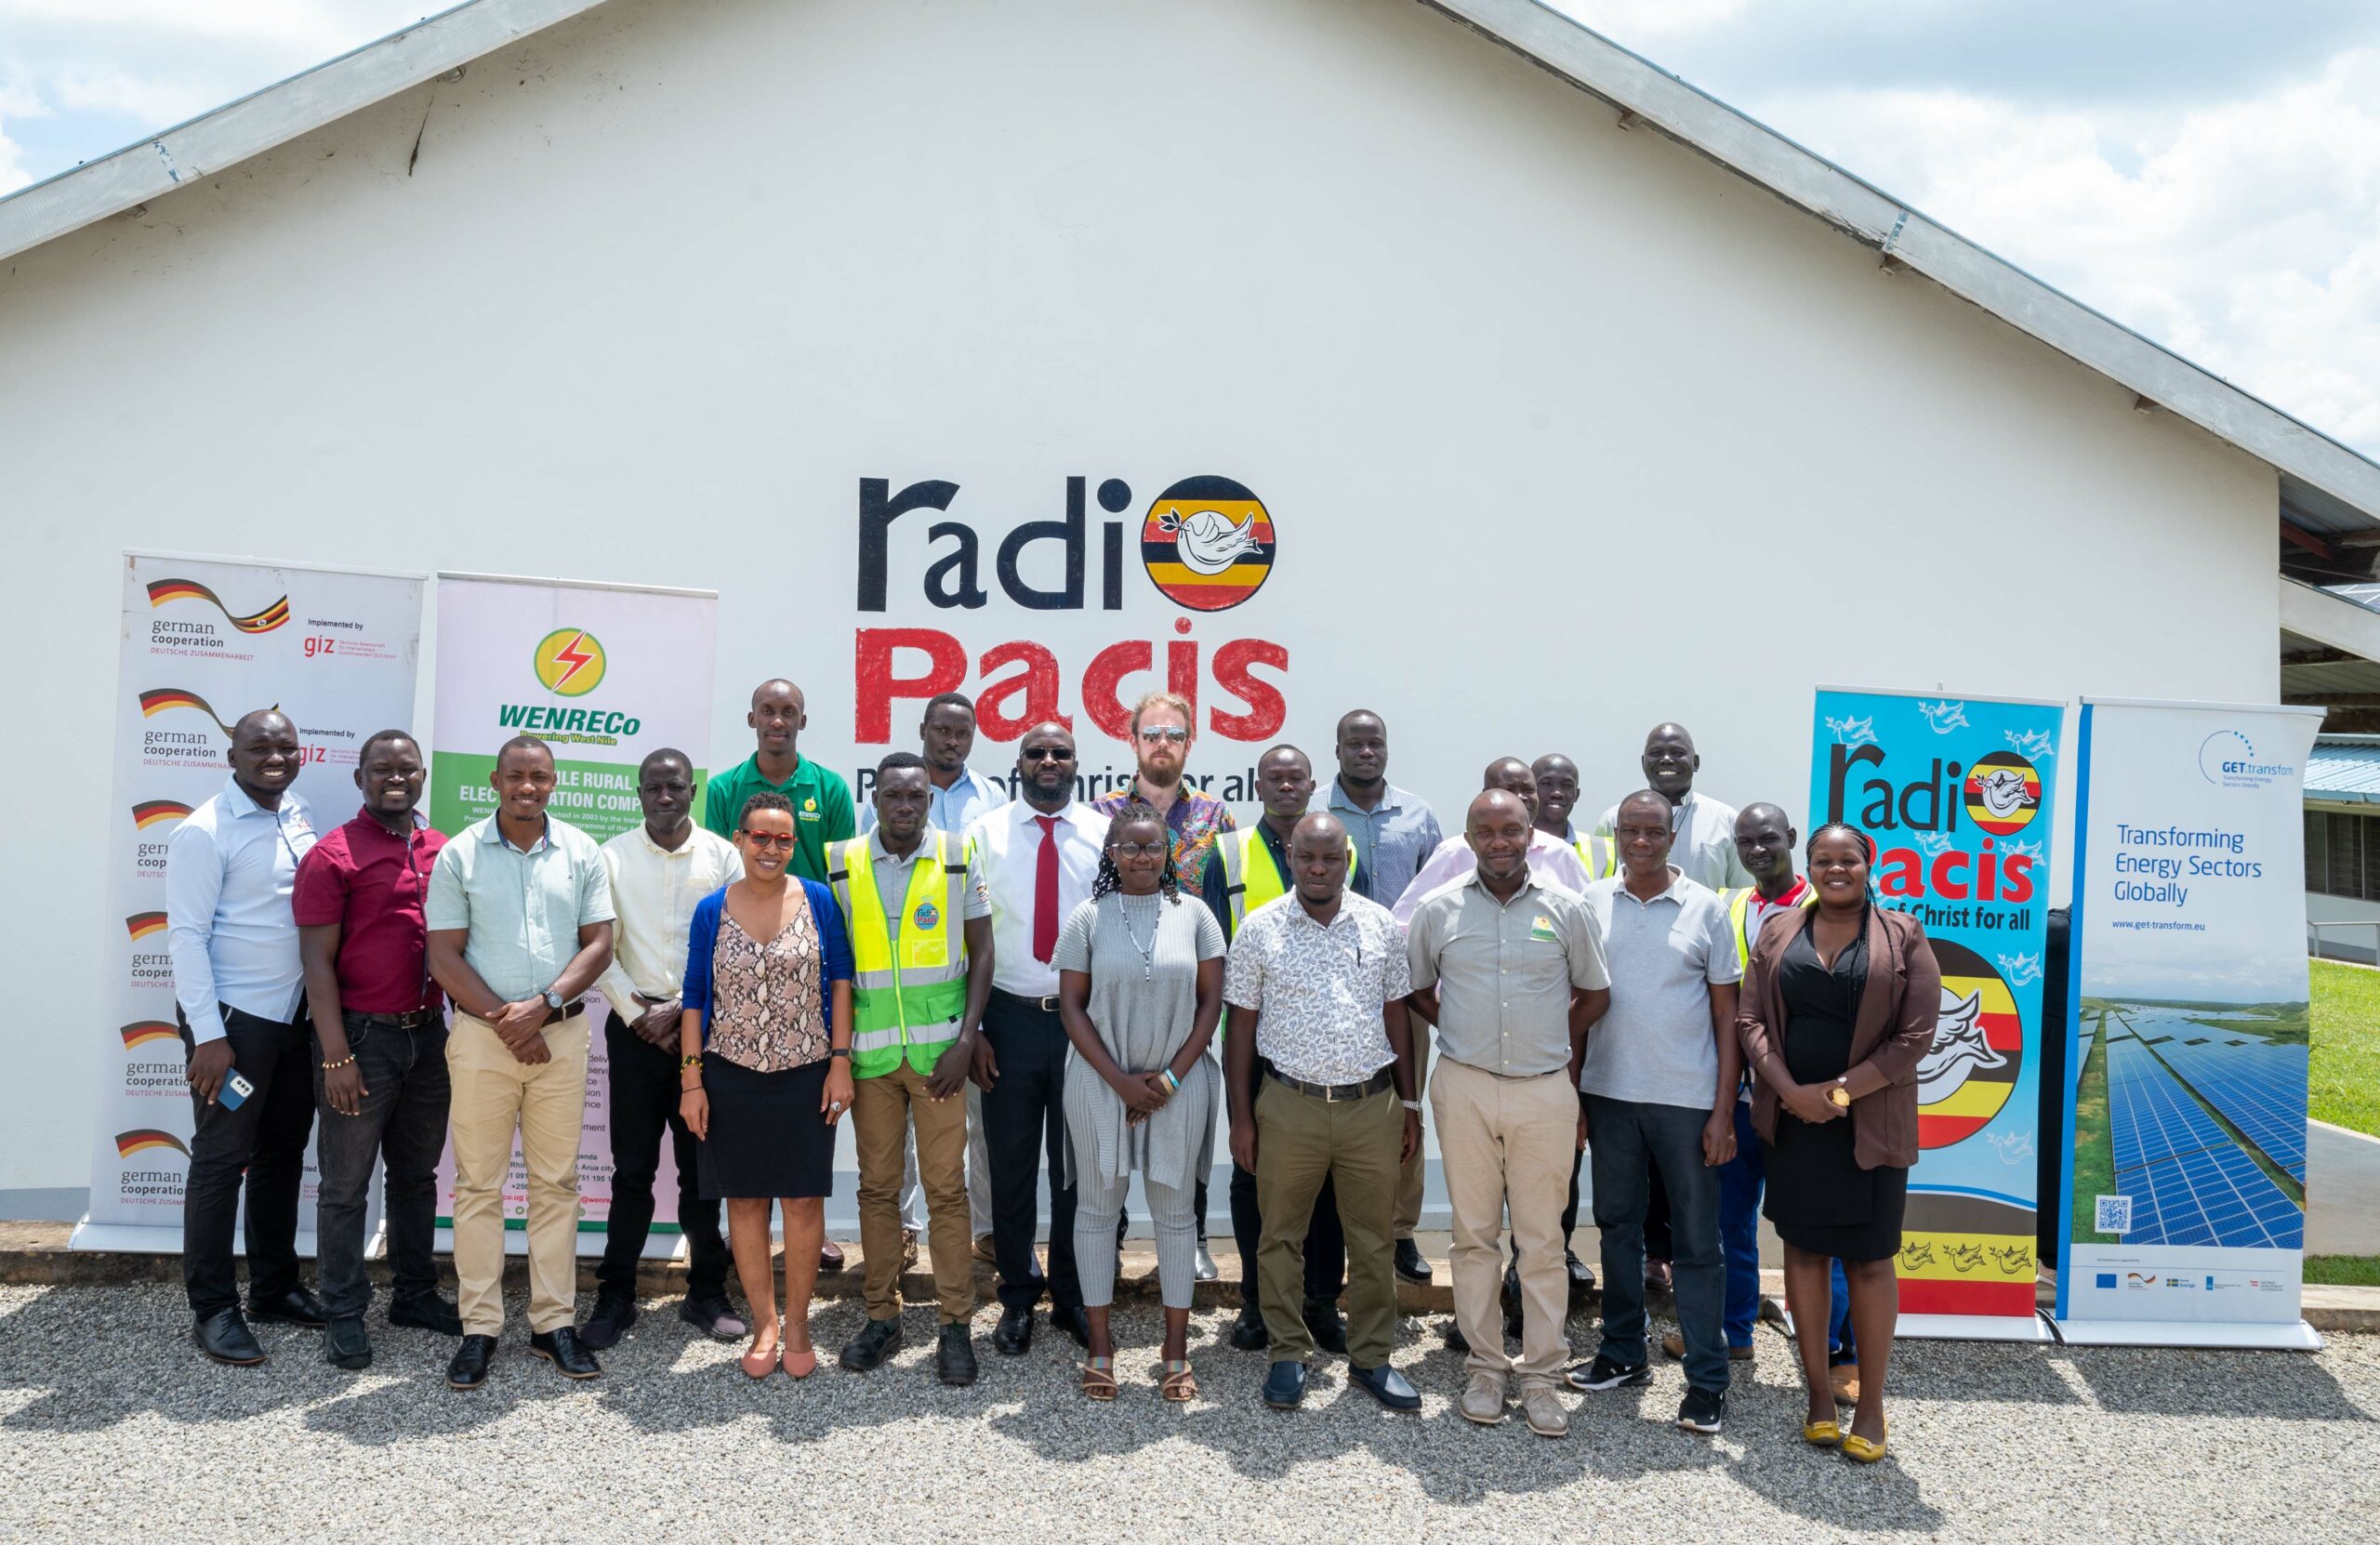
1019;746;1072;762
738;830;799;851
1136;727;1189;745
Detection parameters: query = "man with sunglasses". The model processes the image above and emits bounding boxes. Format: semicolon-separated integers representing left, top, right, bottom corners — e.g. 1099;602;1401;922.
1093;689;1235;895
968;722;1107;1354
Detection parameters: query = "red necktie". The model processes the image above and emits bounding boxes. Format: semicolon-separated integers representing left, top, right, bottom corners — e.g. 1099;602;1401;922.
1032;814;1061;964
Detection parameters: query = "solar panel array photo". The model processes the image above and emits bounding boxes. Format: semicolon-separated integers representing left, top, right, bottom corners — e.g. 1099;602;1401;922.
2096;1005;2306;1250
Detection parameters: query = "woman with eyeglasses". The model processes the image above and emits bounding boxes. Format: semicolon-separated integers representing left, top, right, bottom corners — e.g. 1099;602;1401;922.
1053;801;1226;1401
680;791;855;1380
1737;822;1939;1462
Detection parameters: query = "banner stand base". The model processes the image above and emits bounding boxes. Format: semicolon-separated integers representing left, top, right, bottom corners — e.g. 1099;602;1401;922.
1786;1309;2056;1343
2052;1317;2322;1352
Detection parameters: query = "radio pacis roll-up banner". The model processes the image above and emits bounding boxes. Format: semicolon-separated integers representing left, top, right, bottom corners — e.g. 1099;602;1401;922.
428;573;717;1255
1810;687;2062;1340
78;552;425;1251
2054;699;2324;1349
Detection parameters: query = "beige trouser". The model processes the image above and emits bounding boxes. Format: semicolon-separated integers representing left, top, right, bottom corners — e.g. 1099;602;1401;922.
448;1010;589;1337
1432;1058;1575;1389
853;1061;973;1324
1394;1016;1433;1239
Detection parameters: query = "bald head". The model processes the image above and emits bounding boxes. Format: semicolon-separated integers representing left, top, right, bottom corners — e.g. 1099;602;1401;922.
1256;744;1317;825
748;679;808;761
1287;811;1352;905
1483;757;1538;824
1465;789;1533;887
1734;801;1797;888
1532;753;1579;836
1641;722;1699;799
229;709;301;807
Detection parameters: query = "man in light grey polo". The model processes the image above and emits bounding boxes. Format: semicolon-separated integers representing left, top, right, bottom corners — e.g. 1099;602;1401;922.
1571;788;1742;1439
1406;789;1608;1438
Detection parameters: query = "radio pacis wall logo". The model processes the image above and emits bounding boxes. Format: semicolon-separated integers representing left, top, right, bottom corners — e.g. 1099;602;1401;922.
1916;939;2023;1147
115;1129;189;1159
146;577;290;634
1962;751;2042;837
532;628;607;698
1140;476;1276;612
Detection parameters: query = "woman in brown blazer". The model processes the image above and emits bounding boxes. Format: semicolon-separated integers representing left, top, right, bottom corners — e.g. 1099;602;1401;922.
1738;822;1939;1462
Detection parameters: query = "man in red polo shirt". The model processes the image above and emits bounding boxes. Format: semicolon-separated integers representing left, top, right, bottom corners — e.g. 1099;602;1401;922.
294;729;464;1370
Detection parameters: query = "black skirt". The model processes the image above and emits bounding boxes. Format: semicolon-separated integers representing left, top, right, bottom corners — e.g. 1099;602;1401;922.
1762;918;1908;1262
697;1056;836;1200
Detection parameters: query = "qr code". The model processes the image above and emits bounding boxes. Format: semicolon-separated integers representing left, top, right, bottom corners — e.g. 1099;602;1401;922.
2095;1195;2133;1234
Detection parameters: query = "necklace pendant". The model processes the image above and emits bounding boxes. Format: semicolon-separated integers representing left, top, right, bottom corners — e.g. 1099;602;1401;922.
1143;965;1153;982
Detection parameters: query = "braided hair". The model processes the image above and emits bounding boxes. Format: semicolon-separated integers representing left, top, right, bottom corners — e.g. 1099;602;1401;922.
1805;820;1876;865
1091;799;1183;906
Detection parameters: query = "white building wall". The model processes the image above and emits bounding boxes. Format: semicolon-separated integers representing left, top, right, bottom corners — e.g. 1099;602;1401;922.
0;0;2279;1193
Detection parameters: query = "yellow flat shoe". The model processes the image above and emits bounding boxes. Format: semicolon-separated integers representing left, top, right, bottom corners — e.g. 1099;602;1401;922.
1802;1420;1841;1446
1841;1426;1888;1463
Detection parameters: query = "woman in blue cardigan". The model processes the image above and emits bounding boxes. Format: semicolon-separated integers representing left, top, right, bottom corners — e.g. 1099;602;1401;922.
680;791;855;1380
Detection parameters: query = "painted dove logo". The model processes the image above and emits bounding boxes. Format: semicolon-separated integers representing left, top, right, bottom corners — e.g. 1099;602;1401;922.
1915;831;1954;857
1156;508;1263;575
1917;699;1970;733
1918;988;2008;1105
1987;1129;2036;1165
1826;714;1876;746
1996;952;2042;987
2005;728;2055;760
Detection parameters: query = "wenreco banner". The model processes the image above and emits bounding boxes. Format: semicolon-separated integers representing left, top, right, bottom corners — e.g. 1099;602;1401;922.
1811;687;2062;1337
2055;699;2324;1349
428;573;717;1250
80;552;424;1250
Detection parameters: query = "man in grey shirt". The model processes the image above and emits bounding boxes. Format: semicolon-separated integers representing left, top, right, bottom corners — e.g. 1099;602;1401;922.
1406;790;1608;1439
1571;788;1742;1438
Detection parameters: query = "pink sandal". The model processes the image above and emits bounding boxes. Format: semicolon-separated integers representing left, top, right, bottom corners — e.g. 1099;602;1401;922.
781;1340;818;1380
739;1338;779;1380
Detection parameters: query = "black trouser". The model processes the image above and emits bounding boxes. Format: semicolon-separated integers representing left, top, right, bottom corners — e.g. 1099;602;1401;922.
1561;1108;1673;1262
981;992;1081;1314
314;1009;451;1319
1228;1053;1344;1303
179;1005;314;1318
599;1011;730;1301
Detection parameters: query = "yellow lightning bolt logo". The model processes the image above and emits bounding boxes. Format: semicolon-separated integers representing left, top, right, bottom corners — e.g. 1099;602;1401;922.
532;627;607;697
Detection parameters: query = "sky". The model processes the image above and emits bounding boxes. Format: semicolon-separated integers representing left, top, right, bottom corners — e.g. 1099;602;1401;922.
2;0;2374;458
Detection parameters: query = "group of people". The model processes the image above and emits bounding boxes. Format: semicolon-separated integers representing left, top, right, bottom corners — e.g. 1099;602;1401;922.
167;680;1939;1462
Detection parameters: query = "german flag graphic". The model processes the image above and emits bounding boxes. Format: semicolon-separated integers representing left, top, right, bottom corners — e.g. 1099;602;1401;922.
126;911;168;943
1915;938;2023;1148
120;1021;179;1049
146;577;290;633
139;687;240;737
131;799;192;830
1140;475;1276;612
1962;749;2042;837
116;1129;190;1159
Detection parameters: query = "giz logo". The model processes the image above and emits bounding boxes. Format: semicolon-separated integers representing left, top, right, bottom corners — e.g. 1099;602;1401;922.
854;475;1287;744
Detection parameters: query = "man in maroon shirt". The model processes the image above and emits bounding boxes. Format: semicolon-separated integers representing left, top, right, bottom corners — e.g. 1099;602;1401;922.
294;730;464;1369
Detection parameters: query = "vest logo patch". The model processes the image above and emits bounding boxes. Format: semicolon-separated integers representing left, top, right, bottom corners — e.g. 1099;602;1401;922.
1528;916;1558;943
913;900;941;931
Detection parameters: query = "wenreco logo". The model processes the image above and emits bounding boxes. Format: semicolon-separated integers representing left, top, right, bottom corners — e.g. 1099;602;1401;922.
532;627;607;697
146;577;290;634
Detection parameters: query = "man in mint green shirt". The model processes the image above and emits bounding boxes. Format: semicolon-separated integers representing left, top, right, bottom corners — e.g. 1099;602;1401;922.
701;678;857;884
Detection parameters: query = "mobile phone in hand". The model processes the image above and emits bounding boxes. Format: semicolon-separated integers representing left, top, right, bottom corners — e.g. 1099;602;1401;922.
218;1069;256;1109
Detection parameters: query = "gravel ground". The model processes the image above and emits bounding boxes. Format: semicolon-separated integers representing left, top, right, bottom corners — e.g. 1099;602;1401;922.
1;1282;2373;1543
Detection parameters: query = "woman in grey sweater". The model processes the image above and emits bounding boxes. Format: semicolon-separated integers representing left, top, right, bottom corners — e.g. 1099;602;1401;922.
1054;802;1225;1401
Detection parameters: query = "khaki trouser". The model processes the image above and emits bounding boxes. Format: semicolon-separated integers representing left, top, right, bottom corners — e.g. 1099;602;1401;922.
1253;1076;1400;1367
1432;1058;1574;1389
853;1061;972;1324
1394;1016;1433;1239
447;1010;589;1337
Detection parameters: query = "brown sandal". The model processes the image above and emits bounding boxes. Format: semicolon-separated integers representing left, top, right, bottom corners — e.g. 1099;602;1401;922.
1080;1355;1117;1400
1161;1358;1197;1402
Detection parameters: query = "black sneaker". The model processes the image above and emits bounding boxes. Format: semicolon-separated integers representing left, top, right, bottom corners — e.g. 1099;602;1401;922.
579;1291;637;1351
1303;1298;1348;1356
1229;1301;1270;1351
1677;1385;1726;1433
1394;1238;1433;1286
840;1315;905;1373
388;1291;463;1337
935;1323;978;1386
1567;1354;1652;1392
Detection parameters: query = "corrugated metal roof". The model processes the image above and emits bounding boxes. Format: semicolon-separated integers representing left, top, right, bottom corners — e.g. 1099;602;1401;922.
2309;736;2380;804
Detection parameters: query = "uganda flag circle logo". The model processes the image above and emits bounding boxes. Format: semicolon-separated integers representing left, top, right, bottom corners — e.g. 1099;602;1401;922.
532;627;606;697
1915;939;2022;1148
1141;476;1276;612
1963;750;2041;837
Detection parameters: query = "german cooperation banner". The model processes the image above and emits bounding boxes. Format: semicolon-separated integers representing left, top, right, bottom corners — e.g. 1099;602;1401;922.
428;574;717;1251
2056;699;2324;1348
1810;687;2062;1338
82;553;424;1249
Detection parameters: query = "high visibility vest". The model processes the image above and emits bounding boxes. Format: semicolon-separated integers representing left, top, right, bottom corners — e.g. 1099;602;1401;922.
1574;833;1617;879
826;832;971;1079
1722;881;1818;971
1215;827;1358;934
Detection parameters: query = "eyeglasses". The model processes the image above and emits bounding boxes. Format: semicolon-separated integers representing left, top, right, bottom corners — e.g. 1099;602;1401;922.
1136;727;1189;745
1019;747;1071;762
1108;840;1169;857
738;830;799;851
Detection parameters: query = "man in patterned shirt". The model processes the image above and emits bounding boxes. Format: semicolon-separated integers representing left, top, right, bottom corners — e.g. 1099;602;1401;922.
1094;689;1235;895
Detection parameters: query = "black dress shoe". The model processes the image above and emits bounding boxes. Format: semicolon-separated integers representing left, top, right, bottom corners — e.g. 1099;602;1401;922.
1566;1249;1598;1291
1349;1363;1421;1411
1394;1238;1434;1286
192;1307;265;1367
992;1305;1034;1355
840;1315;906;1373
1262;1359;1309;1408
936;1323;979;1386
1053;1304;1092;1350
528;1326;602;1379
249;1286;327;1327
324;1315;373;1370
1303;1298;1347;1356
1443;1317;1470;1354
447;1334;496;1390
579;1291;638;1351
389;1291;463;1337
1229;1301;1270;1351
679;1295;747;1340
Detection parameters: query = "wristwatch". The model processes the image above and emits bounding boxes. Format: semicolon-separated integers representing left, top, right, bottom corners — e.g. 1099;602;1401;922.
543;986;566;1012
1827;1080;1852;1109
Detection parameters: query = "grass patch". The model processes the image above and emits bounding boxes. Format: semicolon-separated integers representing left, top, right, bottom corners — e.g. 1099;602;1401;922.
2310;960;2380;1138
2305;1255;2380;1288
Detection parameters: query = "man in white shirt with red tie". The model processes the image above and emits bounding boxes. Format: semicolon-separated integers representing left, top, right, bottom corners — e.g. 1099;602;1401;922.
966;721;1106;1356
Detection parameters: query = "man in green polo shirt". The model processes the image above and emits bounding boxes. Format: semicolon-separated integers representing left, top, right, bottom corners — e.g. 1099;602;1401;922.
702;678;857;884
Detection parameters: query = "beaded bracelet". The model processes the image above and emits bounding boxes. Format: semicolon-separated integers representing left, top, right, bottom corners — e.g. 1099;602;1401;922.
1158;1068;1180;1093
321;1054;355;1072
679;1052;702;1070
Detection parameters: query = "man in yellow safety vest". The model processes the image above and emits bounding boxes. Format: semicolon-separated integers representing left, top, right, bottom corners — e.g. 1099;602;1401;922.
826;752;993;1386
1535;752;1616;879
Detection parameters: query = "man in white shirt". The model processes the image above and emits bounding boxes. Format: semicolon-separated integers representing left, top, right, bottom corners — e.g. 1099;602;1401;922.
583;748;746;1352
167;709;322;1367
967;721;1106;1356
1391;758;1591;927
1591;723;1753;891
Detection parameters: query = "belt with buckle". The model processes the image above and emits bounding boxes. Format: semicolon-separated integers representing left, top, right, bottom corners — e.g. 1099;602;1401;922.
1269;1068;1393;1103
540;1001;584;1028
991;987;1062;1015
350;1009;441;1031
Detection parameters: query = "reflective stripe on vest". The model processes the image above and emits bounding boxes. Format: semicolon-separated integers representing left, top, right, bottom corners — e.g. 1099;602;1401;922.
1574;833;1617;880
1722;882;1818;971
826;832;970;1078
1217;827;1359;933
